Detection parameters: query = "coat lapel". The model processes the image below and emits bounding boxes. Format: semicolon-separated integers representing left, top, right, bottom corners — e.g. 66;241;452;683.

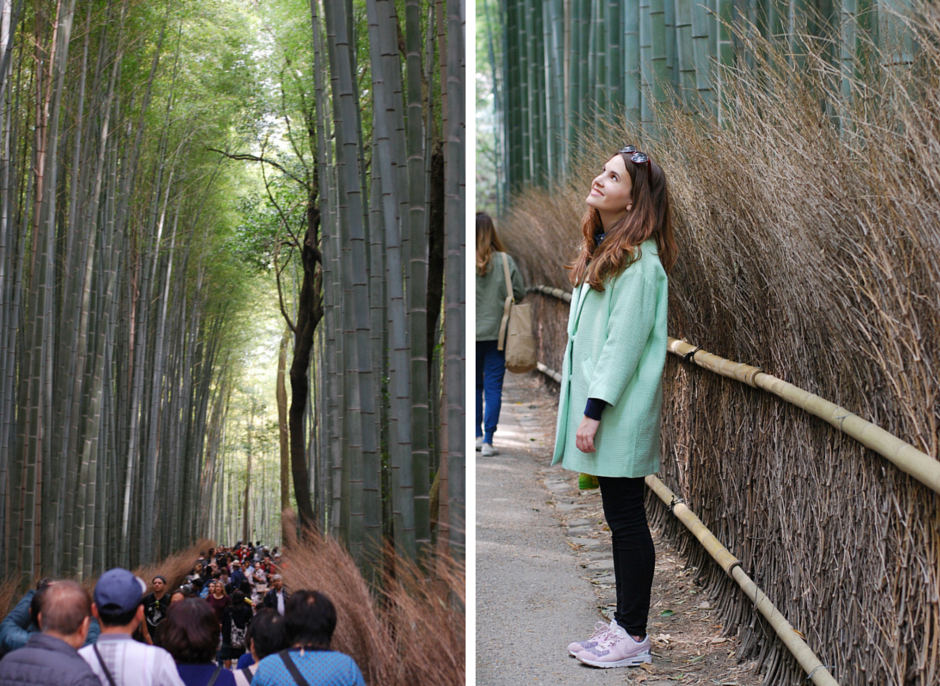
572;283;590;332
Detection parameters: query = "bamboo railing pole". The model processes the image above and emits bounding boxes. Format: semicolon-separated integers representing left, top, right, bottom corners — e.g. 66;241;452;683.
645;475;840;686
665;337;940;496
528;286;940;497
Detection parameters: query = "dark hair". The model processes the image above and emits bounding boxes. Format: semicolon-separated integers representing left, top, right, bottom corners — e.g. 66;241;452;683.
570;149;677;290
38;581;91;636
248;608;289;659
239;581;252;597
284;590;336;649
30;579;55;622
98;602;141;628
161;599;220;663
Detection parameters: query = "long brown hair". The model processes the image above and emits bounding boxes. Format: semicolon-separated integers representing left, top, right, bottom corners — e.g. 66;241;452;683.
569;150;677;290
476;211;506;276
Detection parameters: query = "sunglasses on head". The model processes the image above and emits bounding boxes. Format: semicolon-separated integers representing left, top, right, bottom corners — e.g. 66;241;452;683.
619;145;652;176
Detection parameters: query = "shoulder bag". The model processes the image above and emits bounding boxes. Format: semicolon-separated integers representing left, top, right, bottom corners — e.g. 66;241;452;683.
497;253;537;373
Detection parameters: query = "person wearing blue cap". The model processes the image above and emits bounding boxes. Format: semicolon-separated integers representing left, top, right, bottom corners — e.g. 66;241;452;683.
78;568;186;686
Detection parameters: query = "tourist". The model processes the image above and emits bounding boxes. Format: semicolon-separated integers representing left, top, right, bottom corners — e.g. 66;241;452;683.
252;591;365;686
233;610;287;685
206;581;231;625
261;576;288;616
0;579;100;657
558;145;675;668
0;580;99;686
142;575;171;646
475;211;526;457
79;568;184;686
221;590;252;668
160;599;235;686
229;561;247;589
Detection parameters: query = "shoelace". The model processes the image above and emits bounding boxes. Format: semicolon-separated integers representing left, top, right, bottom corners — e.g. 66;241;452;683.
584;622;610;643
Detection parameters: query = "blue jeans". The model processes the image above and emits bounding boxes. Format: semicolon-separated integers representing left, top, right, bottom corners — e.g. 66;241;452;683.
476;341;506;444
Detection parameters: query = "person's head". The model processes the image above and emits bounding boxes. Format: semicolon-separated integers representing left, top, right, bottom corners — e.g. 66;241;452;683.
193;562;203;574
93;568;147;629
169;590;187;605
571;146;676;290
232;560;240;570
476;212;506;276
37;580;92;648
152;576;166;594
247;608;288;660
240;581;252;597
284;590;337;649
271;575;283;591
161;598;220;664
208;548;215;557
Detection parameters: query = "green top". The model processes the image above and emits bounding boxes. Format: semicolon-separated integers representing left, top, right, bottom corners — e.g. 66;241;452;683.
552;238;668;478
476;251;526;341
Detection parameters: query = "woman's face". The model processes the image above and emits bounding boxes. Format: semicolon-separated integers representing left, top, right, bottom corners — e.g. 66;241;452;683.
586;154;633;218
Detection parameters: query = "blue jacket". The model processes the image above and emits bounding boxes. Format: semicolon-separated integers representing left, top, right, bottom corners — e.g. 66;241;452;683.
0;633;99;686
0;591;100;657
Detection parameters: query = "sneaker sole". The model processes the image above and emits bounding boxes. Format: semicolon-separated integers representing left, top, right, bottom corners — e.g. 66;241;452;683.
576;652;652;668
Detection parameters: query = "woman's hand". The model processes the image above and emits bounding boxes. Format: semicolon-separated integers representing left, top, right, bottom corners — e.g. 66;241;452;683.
576;416;600;453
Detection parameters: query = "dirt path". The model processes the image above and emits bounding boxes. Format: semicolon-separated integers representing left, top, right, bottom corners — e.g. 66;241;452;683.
476;371;763;686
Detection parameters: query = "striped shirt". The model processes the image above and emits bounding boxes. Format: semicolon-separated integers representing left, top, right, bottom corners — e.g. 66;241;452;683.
79;633;185;686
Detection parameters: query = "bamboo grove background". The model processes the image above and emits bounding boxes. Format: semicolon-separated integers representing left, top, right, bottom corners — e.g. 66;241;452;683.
485;0;940;684
0;0;465;592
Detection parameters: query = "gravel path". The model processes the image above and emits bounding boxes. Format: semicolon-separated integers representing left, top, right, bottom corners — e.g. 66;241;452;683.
476;372;762;686
476;373;629;686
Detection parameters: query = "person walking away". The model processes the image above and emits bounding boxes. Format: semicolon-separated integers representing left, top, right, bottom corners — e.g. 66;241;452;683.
229;562;247;590
251;591;365;686
556;145;677;669
160;599;235;686
233;610;288;681
142;576;171;646
475;211;526;457
261;576;288;616
79;568;185;686
0;580;99;686
221;591;253;669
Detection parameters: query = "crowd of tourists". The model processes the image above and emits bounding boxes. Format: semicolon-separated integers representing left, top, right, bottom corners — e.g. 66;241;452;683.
0;542;365;686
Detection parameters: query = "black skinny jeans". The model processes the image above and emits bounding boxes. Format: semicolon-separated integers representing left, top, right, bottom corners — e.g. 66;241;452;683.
597;476;655;637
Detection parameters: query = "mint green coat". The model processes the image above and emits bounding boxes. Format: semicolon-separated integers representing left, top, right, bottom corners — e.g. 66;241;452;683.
551;239;668;478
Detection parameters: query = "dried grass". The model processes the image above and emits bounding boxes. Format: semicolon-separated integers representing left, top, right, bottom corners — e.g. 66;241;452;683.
499;9;940;685
279;512;465;686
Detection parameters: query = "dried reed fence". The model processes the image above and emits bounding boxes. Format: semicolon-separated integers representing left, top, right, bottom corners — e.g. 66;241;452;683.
497;12;940;685
0;541;213;617
279;512;464;686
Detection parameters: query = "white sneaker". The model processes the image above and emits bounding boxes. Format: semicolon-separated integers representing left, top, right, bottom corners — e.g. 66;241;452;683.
576;625;652;668
476;436;483;451
567;620;614;657
481;443;498;457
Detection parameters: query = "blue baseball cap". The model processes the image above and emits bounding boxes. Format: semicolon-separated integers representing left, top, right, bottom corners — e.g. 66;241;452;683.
94;568;147;613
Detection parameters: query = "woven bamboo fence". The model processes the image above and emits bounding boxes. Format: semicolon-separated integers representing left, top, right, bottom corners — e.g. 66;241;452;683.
496;35;940;679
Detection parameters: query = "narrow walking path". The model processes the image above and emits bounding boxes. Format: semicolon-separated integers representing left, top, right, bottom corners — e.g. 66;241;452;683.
476;372;762;686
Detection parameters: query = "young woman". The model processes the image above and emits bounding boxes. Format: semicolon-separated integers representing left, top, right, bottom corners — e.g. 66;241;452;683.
556;146;676;669
475;212;526;457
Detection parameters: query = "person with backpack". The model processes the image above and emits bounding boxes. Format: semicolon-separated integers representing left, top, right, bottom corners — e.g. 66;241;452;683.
221;591;253;668
251;591;364;686
232;610;288;685
79;568;185;686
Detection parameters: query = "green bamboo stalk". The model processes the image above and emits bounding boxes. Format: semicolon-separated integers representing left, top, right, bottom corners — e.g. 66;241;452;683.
625;0;641;124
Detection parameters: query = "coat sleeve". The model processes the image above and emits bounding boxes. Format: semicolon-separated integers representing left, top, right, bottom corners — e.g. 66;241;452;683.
587;266;658;407
0;590;34;654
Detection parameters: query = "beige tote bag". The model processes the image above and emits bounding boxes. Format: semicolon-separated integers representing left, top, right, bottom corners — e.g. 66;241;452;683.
497;253;537;374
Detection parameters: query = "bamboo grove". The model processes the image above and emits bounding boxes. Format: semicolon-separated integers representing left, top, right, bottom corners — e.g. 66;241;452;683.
0;0;279;584
201;0;466;583
487;0;916;201
313;0;466;576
